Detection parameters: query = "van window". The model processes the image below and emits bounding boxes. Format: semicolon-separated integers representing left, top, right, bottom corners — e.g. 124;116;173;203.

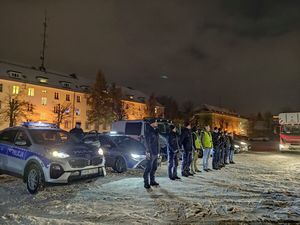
125;122;142;135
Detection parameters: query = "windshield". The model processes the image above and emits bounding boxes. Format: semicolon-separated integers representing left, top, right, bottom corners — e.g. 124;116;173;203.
281;125;300;135
29;129;73;145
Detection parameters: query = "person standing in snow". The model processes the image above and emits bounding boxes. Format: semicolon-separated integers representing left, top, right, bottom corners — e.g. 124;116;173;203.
167;125;181;180
180;121;194;177
143;119;160;189
224;131;231;164
212;127;221;170
218;128;224;168
191;127;201;174
228;132;235;164
200;125;213;172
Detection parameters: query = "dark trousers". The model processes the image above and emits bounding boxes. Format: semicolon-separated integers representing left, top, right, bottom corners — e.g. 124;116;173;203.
181;150;192;175
168;151;179;178
212;147;220;169
219;147;224;165
143;155;158;185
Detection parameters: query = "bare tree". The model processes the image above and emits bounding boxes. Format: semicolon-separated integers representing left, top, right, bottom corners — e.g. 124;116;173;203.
146;93;157;117
110;83;126;121
0;93;33;127
53;102;72;128
87;70;114;130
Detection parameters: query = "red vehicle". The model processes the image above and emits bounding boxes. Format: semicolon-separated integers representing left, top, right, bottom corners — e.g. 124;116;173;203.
279;113;300;151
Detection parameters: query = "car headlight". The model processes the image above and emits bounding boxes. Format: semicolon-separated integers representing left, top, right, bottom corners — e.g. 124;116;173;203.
98;148;104;155
234;144;240;149
52;151;70;159
240;141;247;145
279;144;288;149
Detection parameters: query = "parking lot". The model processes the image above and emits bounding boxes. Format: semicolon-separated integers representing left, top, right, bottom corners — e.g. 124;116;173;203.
0;147;300;225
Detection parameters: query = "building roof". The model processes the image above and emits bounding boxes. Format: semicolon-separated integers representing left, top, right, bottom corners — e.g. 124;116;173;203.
117;86;163;107
0;60;90;92
0;60;163;107
196;104;239;117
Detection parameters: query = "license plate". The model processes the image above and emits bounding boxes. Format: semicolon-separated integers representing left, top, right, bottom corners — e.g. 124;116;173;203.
81;168;98;176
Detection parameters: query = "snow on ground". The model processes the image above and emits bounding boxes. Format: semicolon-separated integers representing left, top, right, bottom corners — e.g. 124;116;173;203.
0;151;299;225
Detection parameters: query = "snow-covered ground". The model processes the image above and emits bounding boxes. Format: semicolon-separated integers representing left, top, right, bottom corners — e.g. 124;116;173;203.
0;152;299;225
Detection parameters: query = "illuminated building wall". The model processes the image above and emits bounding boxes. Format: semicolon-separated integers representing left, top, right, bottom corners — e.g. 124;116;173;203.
122;100;164;120
192;106;249;136
0;62;165;131
0;78;87;131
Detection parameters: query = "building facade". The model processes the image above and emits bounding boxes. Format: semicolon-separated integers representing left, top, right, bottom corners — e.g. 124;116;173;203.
192;104;249;136
120;86;164;120
0;61;164;131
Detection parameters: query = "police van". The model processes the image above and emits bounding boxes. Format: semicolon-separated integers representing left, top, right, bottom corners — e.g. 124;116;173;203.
0;122;106;194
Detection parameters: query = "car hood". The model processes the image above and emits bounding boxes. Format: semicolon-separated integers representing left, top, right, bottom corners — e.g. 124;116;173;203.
45;142;99;158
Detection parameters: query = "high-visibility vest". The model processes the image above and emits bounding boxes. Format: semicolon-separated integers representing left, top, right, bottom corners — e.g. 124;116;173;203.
201;131;213;148
193;132;202;149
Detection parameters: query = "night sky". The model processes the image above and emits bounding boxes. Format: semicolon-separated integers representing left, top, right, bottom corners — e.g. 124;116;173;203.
0;0;300;115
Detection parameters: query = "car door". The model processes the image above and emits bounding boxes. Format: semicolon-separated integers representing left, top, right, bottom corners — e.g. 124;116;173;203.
0;129;18;172
98;136;119;167
7;130;32;175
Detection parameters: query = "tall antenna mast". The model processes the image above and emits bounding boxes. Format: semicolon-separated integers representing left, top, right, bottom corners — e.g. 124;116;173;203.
40;10;48;71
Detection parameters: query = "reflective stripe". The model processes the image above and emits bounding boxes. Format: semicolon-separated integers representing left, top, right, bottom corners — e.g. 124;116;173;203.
0;143;50;167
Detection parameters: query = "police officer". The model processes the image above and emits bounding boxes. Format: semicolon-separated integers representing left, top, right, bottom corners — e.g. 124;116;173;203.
224;131;231;165
168;125;181;180
228;132;235;164
143;119;160;189
212;127;221;170
180;121;193;177
218;128;225;168
70;122;84;141
191;127;201;173
200;125;213;172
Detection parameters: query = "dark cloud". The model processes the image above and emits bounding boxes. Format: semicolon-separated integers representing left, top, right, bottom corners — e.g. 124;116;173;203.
0;0;300;115
186;45;208;61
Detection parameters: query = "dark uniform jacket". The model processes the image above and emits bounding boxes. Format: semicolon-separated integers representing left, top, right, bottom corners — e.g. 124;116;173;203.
212;131;221;148
168;131;180;153
180;128;193;152
70;127;84;140
146;125;159;156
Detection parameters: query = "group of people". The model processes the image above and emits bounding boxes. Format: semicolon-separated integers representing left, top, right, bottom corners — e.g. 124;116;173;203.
143;119;236;189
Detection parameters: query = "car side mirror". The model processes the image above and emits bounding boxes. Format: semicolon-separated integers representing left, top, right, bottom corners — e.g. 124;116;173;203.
15;140;27;146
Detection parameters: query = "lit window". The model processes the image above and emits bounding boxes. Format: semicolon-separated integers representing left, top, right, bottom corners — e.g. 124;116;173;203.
28;88;34;96
76;96;81;103
54;92;59;100
12;85;20;94
41;97;47;105
154;107;158;114
75;108;80;116
37;76;48;83
66;94;70;101
0;84;3;92
42;90;47;93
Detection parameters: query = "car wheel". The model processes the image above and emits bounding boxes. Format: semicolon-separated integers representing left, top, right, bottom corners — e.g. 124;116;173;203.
26;163;44;194
113;157;127;173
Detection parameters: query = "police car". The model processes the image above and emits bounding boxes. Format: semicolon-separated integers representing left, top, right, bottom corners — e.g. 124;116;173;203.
0;122;106;194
